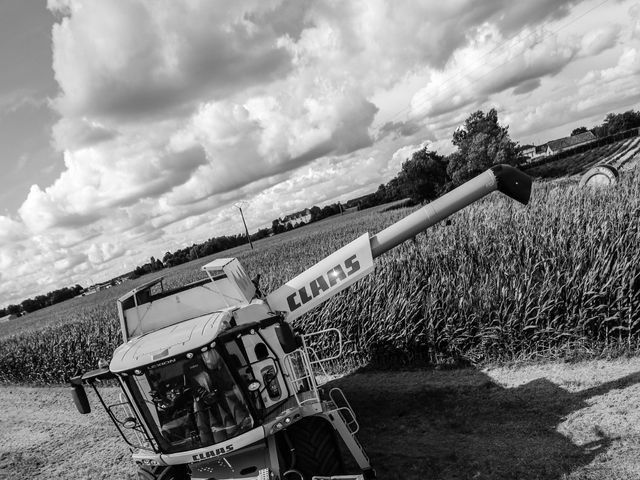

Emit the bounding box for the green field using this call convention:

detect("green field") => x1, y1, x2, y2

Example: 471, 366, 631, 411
1, 172, 639, 385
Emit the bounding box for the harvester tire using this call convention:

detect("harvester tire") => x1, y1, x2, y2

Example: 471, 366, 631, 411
137, 465, 189, 480
282, 416, 344, 479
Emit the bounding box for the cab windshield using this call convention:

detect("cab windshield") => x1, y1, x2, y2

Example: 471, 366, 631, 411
125, 348, 254, 453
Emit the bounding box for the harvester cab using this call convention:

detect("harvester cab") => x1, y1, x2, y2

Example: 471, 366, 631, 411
71, 165, 532, 480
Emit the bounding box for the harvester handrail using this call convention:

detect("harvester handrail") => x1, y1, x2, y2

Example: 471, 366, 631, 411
302, 327, 344, 365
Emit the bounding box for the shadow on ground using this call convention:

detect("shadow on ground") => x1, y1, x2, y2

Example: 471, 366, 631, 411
327, 367, 640, 480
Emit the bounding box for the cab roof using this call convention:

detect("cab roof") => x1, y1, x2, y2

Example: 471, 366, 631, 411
109, 310, 232, 373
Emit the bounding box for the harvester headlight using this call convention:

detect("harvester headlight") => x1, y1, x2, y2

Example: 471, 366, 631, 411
186, 352, 194, 359
284, 417, 291, 424
247, 380, 261, 392
275, 422, 283, 429
123, 417, 137, 429
134, 369, 143, 376
97, 358, 109, 369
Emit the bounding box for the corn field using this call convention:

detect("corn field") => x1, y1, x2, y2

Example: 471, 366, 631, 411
1, 171, 639, 384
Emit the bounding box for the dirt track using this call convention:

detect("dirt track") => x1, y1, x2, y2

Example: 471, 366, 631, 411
3, 358, 640, 480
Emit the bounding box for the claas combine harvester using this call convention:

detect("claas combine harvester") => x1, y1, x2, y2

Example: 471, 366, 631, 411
71, 165, 532, 480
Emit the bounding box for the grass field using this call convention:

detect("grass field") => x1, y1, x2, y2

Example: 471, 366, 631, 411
1, 170, 639, 385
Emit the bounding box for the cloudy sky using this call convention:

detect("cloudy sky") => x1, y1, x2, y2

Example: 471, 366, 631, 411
1, 0, 639, 306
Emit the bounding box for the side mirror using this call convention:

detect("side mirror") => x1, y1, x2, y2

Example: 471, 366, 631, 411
275, 323, 298, 354
71, 383, 91, 414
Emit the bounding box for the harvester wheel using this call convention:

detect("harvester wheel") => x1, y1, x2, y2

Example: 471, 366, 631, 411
281, 416, 344, 479
137, 465, 189, 480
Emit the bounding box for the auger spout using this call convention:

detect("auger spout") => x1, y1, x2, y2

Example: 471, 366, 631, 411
369, 164, 532, 258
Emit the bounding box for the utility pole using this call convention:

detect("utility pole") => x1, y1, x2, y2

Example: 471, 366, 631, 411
234, 203, 254, 250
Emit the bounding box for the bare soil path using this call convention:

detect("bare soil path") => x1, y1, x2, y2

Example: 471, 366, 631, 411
3, 358, 640, 480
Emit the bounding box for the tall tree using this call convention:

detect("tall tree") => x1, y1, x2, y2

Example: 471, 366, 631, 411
602, 110, 640, 136
447, 109, 522, 186
397, 148, 448, 203
571, 126, 588, 136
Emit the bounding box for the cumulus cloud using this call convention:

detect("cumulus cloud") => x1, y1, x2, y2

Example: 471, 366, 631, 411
512, 78, 542, 95
509, 46, 640, 140
18, 141, 207, 232
51, 117, 117, 150
580, 25, 621, 56
54, 252, 88, 272
386, 141, 434, 175
49, 0, 293, 121
575, 47, 640, 111
378, 120, 423, 140
579, 47, 640, 87
630, 3, 640, 39
87, 241, 126, 265
297, 0, 578, 73
409, 25, 580, 119
46, 0, 585, 125
492, 0, 580, 34
164, 88, 377, 206
246, 153, 391, 217
0, 216, 28, 245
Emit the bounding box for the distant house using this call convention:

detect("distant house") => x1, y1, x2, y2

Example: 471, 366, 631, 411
84, 280, 115, 296
520, 145, 537, 160
542, 131, 596, 156
282, 208, 312, 229
534, 144, 548, 157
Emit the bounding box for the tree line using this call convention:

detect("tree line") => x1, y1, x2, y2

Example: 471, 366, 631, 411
160, 231, 269, 269
0, 284, 84, 317
130, 229, 274, 278
571, 109, 640, 137
367, 108, 523, 206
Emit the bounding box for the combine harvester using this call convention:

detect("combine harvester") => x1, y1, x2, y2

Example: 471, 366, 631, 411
71, 165, 532, 480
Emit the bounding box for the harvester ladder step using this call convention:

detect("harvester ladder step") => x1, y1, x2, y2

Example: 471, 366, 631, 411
329, 387, 359, 434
